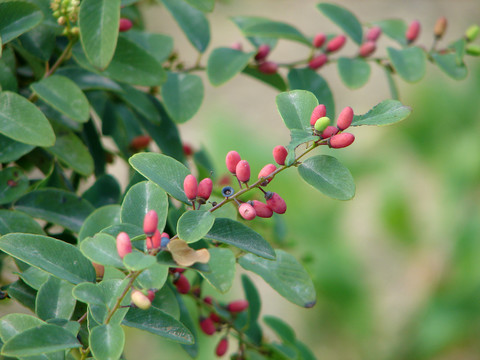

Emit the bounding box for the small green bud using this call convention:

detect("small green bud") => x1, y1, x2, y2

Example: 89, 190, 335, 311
314, 116, 330, 132
466, 44, 480, 56
465, 24, 480, 42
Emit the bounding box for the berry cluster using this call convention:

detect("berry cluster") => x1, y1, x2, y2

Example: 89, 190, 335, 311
254, 45, 279, 75
50, 0, 80, 35
309, 33, 346, 70
310, 104, 355, 149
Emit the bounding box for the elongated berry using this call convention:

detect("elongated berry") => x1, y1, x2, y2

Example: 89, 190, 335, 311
336, 106, 354, 131
226, 151, 241, 174
197, 178, 213, 201
231, 42, 242, 51
406, 20, 421, 43
183, 174, 198, 200
116, 232, 132, 259
434, 16, 447, 39
466, 44, 480, 56
313, 33, 326, 48
257, 164, 277, 185
310, 104, 327, 126
131, 290, 151, 310
328, 132, 355, 148
183, 143, 193, 156
204, 296, 213, 305
199, 317, 216, 335
272, 145, 288, 166
265, 192, 287, 214
314, 116, 330, 132
148, 229, 162, 250
235, 160, 250, 183
321, 125, 339, 139
143, 210, 158, 236
251, 200, 273, 218
326, 35, 346, 53
359, 41, 376, 58
130, 135, 151, 150
227, 299, 249, 313
209, 312, 221, 323
175, 273, 190, 294
255, 44, 270, 61
366, 26, 382, 42
216, 337, 229, 357
258, 61, 278, 74
308, 53, 328, 70
119, 18, 133, 32
238, 203, 256, 220
465, 24, 480, 42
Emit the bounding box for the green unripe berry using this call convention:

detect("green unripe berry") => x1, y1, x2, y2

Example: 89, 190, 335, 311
465, 24, 480, 42
314, 116, 330, 132
466, 44, 480, 56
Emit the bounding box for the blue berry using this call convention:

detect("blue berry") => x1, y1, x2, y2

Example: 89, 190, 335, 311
221, 186, 235, 198
160, 237, 170, 248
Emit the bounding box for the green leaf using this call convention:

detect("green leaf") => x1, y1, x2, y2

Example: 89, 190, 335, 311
384, 67, 399, 100
230, 16, 278, 49
55, 67, 123, 92
0, 313, 44, 342
239, 250, 316, 308
284, 129, 317, 167
0, 324, 81, 357
20, 23, 56, 61
0, 58, 18, 92
204, 218, 275, 260
242, 274, 262, 343
78, 205, 121, 242
298, 155, 355, 201
123, 252, 156, 271
432, 53, 468, 80
352, 99, 412, 126
242, 66, 287, 91
337, 57, 371, 89
161, 72, 204, 123
14, 188, 94, 233
161, 0, 210, 52
82, 174, 121, 208
200, 248, 235, 293
123, 307, 194, 344
263, 315, 296, 344
294, 340, 316, 360
387, 46, 426, 83
0, 209, 44, 236
184, 0, 214, 12
129, 153, 190, 203
8, 279, 37, 312
122, 30, 174, 64
89, 324, 124, 360
80, 233, 124, 268
372, 19, 407, 45
0, 167, 29, 205
276, 90, 318, 131
101, 223, 143, 239
20, 266, 49, 290
0, 1, 43, 44
121, 181, 168, 232
177, 210, 215, 243
72, 282, 105, 305
116, 83, 160, 124
79, 0, 120, 69
288, 68, 335, 119
0, 233, 96, 284
36, 277, 76, 321
31, 75, 90, 123
240, 17, 310, 46
136, 263, 169, 290
207, 48, 255, 86
317, 3, 362, 44
0, 133, 33, 162
0, 91, 55, 147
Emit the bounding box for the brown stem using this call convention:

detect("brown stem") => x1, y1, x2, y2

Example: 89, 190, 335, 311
104, 271, 141, 324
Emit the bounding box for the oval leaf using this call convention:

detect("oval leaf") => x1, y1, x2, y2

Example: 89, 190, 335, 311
0, 313, 44, 342
240, 17, 310, 46
89, 324, 124, 360
276, 90, 318, 131
0, 133, 33, 162
123, 252, 156, 271
387, 46, 426, 83
177, 210, 215, 243
317, 3, 363, 45
337, 57, 371, 89
0, 1, 43, 44
36, 277, 76, 321
136, 263, 168, 290
55, 66, 123, 92
372, 19, 407, 46
80, 233, 124, 268
207, 48, 254, 86
352, 99, 411, 126
432, 53, 468, 80
200, 248, 235, 293
72, 282, 105, 305
0, 167, 29, 205
122, 30, 174, 64
78, 205, 121, 242
0, 209, 44, 235
298, 155, 355, 200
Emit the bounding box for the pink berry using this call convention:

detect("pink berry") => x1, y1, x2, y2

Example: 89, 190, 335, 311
326, 35, 346, 53
197, 178, 213, 201
336, 106, 354, 131
204, 296, 213, 305
308, 53, 328, 70
406, 20, 421, 43
175, 274, 191, 294
272, 145, 288, 166
258, 61, 278, 74
231, 42, 243, 51
227, 299, 249, 313
313, 33, 326, 48
119, 18, 133, 32
265, 192, 287, 214
251, 200, 273, 218
116, 232, 132, 259
257, 164, 277, 185
255, 44, 270, 61
216, 337, 229, 357
235, 160, 250, 183
366, 26, 382, 42
225, 151, 241, 174
143, 210, 158, 236
359, 41, 376, 58
321, 125, 339, 139
310, 104, 327, 126
209, 312, 221, 323
183, 174, 198, 200
199, 317, 216, 335
328, 133, 355, 148
147, 229, 162, 250
238, 203, 256, 220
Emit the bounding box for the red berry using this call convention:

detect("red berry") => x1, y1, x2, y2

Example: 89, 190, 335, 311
209, 311, 221, 323
130, 135, 151, 150
313, 33, 326, 48
116, 232, 132, 259
175, 274, 191, 294
321, 125, 339, 139
199, 317, 216, 336
359, 41, 376, 58
216, 337, 229, 357
238, 203, 256, 220
119, 18, 133, 32
227, 299, 249, 313
308, 53, 328, 70
336, 106, 354, 131
197, 178, 213, 201
272, 145, 288, 166
236, 160, 251, 183
147, 289, 156, 302
366, 26, 382, 42
204, 296, 213, 305
171, 267, 185, 273
251, 200, 273, 218
258, 61, 278, 74
310, 104, 327, 126
257, 164, 277, 185
226, 151, 241, 174
406, 20, 421, 43
183, 143, 193, 156
328, 133, 355, 148
265, 192, 287, 214
92, 262, 104, 278
143, 210, 158, 236
255, 44, 270, 61
183, 174, 198, 200
326, 35, 346, 53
